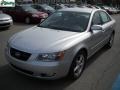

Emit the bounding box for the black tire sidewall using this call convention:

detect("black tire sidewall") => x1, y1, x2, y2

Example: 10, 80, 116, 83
68, 51, 86, 79
107, 33, 114, 48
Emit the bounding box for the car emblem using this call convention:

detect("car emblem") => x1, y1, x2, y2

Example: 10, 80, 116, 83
15, 52, 21, 57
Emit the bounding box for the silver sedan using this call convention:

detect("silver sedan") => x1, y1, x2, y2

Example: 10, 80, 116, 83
0, 11, 13, 29
5, 8, 116, 80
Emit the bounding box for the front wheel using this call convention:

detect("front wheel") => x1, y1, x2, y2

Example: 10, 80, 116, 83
69, 51, 86, 79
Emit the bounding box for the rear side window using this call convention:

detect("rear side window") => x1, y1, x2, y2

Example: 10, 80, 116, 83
99, 11, 111, 24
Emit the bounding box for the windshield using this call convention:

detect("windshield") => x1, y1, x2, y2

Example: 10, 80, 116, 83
38, 11, 90, 32
22, 5, 38, 13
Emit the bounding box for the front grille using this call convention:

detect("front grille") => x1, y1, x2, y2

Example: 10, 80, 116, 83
11, 64, 33, 75
10, 48, 31, 61
0, 23, 10, 26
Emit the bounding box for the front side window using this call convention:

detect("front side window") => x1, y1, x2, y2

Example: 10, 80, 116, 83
99, 11, 111, 24
38, 11, 90, 32
92, 12, 102, 25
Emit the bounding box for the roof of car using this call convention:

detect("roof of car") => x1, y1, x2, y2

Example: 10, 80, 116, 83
59, 7, 96, 13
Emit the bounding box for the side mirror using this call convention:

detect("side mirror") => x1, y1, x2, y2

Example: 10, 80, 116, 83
91, 25, 102, 31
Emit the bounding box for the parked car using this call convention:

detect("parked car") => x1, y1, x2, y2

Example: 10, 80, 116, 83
115, 7, 120, 13
112, 7, 120, 14
50, 4, 68, 10
109, 7, 118, 14
16, 0, 33, 4
31, 4, 55, 15
99, 6, 114, 14
79, 4, 97, 9
5, 8, 116, 80
2, 5, 48, 24
93, 5, 102, 9
0, 10, 13, 29
64, 4, 78, 8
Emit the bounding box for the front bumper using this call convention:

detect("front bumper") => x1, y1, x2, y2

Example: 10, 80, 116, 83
5, 48, 69, 79
0, 19, 13, 28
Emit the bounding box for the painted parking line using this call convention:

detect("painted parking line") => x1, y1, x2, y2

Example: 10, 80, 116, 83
112, 75, 120, 90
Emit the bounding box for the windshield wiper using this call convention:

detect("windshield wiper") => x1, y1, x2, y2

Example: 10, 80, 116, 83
48, 25, 65, 30
38, 24, 65, 30
37, 24, 80, 32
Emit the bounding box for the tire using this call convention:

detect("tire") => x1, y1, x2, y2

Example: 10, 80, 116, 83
106, 33, 114, 48
25, 17, 31, 24
69, 51, 86, 80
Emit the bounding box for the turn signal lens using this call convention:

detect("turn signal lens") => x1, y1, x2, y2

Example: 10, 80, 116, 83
56, 51, 64, 60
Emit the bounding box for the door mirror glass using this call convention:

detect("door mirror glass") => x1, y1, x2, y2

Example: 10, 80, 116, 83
91, 25, 102, 31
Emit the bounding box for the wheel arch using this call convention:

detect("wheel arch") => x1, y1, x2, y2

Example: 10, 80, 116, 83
74, 47, 88, 59
68, 47, 88, 79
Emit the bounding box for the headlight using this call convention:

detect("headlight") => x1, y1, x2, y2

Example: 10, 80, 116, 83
37, 51, 64, 61
32, 14, 39, 17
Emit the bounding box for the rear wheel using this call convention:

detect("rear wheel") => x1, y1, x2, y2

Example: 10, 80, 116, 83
69, 51, 86, 79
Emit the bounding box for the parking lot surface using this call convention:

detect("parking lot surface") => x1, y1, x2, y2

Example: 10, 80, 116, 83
0, 15, 120, 90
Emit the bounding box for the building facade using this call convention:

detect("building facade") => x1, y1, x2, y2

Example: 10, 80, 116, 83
34, 0, 104, 4
16, 0, 120, 7
33, 0, 76, 4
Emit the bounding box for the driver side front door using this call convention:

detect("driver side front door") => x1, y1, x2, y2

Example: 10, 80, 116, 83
89, 11, 104, 55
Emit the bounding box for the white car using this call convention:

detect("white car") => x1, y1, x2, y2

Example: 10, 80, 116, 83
0, 11, 13, 29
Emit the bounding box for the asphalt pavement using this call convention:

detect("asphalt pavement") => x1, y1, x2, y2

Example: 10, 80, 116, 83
0, 15, 120, 90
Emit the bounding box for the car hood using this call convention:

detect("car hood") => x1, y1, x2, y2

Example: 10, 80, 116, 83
9, 26, 85, 53
0, 13, 11, 20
